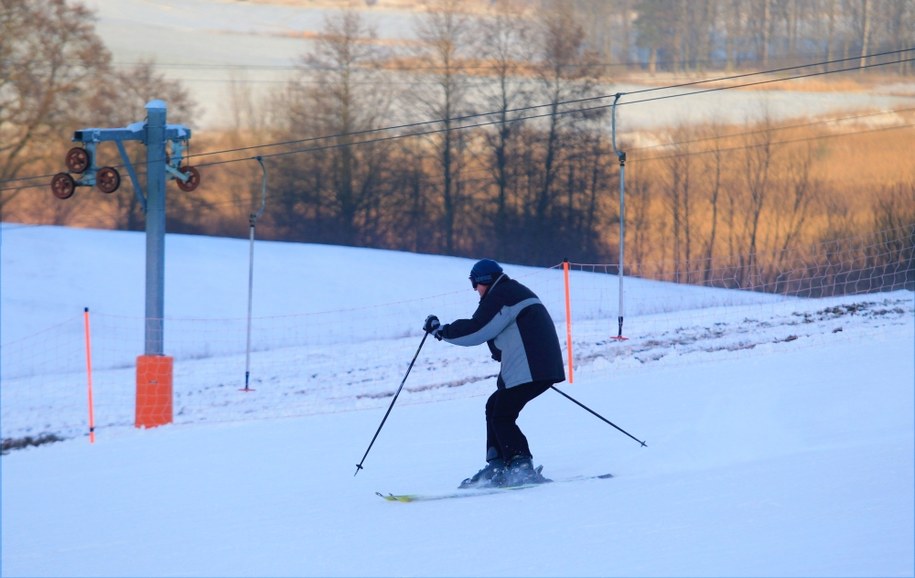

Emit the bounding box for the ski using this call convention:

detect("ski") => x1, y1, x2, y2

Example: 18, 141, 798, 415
376, 473, 613, 503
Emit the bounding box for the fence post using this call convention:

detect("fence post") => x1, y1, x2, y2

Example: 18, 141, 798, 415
83, 307, 96, 443
563, 258, 574, 383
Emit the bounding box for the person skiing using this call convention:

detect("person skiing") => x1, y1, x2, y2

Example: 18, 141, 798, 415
423, 258, 566, 488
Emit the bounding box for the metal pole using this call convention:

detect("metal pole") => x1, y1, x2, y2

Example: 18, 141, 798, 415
616, 151, 627, 339
144, 100, 167, 355
611, 93, 628, 341
243, 157, 268, 392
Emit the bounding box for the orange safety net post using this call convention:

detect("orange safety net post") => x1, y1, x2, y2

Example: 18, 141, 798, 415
563, 259, 574, 383
83, 308, 96, 443
135, 355, 173, 428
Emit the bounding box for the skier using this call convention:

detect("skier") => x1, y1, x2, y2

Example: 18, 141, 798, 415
423, 258, 566, 488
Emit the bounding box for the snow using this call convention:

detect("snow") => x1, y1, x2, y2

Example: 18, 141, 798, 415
1, 223, 913, 577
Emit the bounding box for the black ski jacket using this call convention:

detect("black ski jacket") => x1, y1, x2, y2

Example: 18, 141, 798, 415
440, 274, 565, 389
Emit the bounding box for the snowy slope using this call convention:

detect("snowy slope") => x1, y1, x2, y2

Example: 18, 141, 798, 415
1, 224, 913, 577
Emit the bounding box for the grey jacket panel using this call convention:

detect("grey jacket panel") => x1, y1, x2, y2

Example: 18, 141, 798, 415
445, 296, 539, 347
441, 275, 565, 389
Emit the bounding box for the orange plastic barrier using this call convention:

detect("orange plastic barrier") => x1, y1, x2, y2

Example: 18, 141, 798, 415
135, 355, 173, 428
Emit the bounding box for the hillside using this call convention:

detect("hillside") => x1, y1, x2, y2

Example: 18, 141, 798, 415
1, 225, 913, 577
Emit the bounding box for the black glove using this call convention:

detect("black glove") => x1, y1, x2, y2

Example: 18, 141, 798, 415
423, 314, 443, 340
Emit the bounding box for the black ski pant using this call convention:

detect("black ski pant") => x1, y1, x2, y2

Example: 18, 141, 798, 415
485, 379, 553, 463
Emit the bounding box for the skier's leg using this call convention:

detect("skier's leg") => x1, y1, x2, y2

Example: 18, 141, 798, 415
489, 380, 552, 460
484, 390, 502, 462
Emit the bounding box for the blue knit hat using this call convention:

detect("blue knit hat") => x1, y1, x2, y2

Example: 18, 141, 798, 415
469, 259, 503, 286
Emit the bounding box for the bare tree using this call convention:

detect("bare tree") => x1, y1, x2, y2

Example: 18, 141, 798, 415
386, 140, 435, 253
701, 124, 725, 285
266, 81, 328, 241
634, 0, 674, 73
660, 126, 694, 283
822, 0, 839, 70
572, 0, 629, 64
751, 0, 773, 67
309, 8, 391, 246
473, 0, 534, 252
0, 0, 110, 212
271, 8, 391, 246
772, 142, 819, 283
882, 0, 915, 75
871, 180, 915, 283
212, 72, 273, 233
858, 0, 873, 69
626, 172, 652, 277
740, 114, 776, 288
527, 1, 606, 263
412, 0, 472, 255
582, 132, 607, 257
720, 0, 748, 70
1, 0, 201, 230
690, 0, 717, 71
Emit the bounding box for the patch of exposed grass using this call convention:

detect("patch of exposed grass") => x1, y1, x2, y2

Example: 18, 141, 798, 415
1, 433, 66, 455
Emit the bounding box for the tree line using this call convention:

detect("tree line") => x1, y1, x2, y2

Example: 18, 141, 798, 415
2, 0, 913, 293
586, 0, 912, 75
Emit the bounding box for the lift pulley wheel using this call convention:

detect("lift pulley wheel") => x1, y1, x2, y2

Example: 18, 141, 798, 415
65, 147, 90, 174
51, 173, 76, 199
175, 166, 200, 192
97, 167, 121, 194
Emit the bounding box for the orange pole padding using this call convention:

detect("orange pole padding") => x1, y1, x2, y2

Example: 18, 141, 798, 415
83, 308, 96, 444
563, 259, 574, 383
135, 355, 173, 429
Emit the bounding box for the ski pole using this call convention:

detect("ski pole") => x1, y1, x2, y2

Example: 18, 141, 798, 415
355, 331, 430, 475
551, 385, 647, 447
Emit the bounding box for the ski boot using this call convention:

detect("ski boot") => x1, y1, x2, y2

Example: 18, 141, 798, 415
459, 458, 506, 489
493, 456, 552, 487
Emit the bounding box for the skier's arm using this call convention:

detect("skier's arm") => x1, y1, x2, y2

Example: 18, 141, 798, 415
440, 297, 512, 347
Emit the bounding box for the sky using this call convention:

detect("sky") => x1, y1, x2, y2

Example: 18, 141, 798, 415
1, 223, 913, 577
